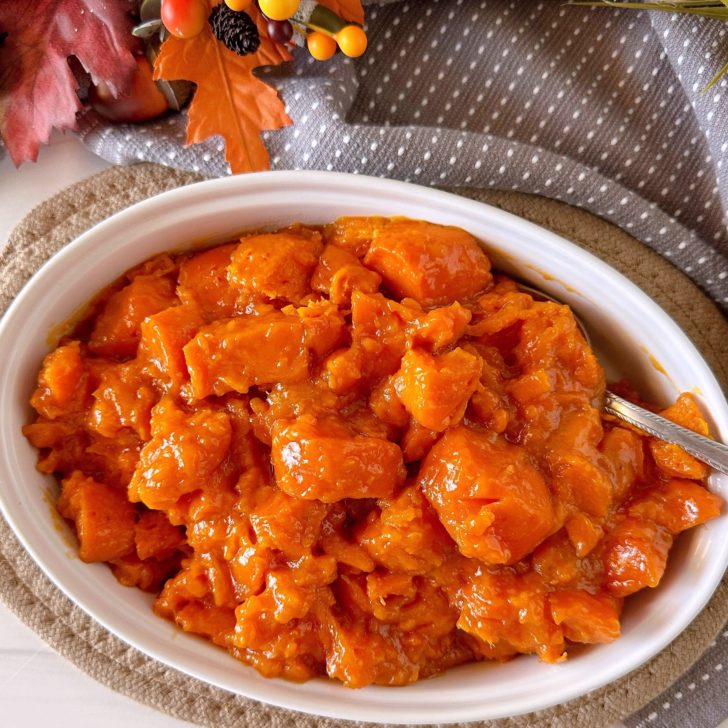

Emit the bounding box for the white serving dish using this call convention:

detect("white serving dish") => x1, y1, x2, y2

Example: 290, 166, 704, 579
0, 171, 726, 724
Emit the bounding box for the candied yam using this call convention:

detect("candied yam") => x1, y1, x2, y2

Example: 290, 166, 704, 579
469, 287, 535, 337
513, 302, 604, 399
603, 517, 673, 597
89, 275, 178, 358
24, 220, 722, 688
549, 590, 621, 644
419, 426, 556, 564
324, 216, 388, 257
30, 341, 87, 419
400, 420, 441, 463
532, 532, 587, 588
368, 376, 410, 429
564, 512, 604, 558
135, 510, 184, 561
319, 603, 419, 687
87, 361, 157, 439
128, 397, 232, 510
311, 244, 381, 305
360, 485, 453, 573
627, 479, 721, 535
184, 311, 309, 399
457, 571, 565, 663
288, 300, 347, 360
322, 292, 426, 394
138, 303, 205, 392
408, 301, 472, 351
156, 566, 236, 645
394, 347, 482, 432
364, 220, 493, 306
22, 419, 75, 449
112, 554, 180, 593
549, 451, 614, 520
228, 232, 323, 304
58, 471, 136, 563
249, 486, 330, 557
599, 426, 645, 504
271, 415, 406, 502
232, 588, 326, 680
650, 394, 711, 479
177, 244, 239, 320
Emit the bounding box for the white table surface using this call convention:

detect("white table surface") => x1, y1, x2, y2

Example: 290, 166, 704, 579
1, 132, 724, 728
0, 132, 190, 728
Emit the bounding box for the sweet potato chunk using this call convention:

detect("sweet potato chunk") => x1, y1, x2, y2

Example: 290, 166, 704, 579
408, 302, 472, 351
458, 571, 565, 662
394, 347, 482, 432
135, 510, 185, 561
360, 486, 453, 573
58, 471, 136, 562
549, 590, 621, 644
184, 311, 309, 398
364, 220, 492, 305
177, 244, 239, 320
419, 426, 556, 564
138, 303, 205, 392
324, 216, 388, 257
627, 479, 722, 534
287, 300, 347, 360
312, 244, 382, 305
650, 394, 711, 479
30, 341, 87, 419
603, 516, 673, 597
87, 361, 157, 440
128, 397, 231, 510
272, 415, 406, 501
228, 232, 323, 303
89, 275, 178, 358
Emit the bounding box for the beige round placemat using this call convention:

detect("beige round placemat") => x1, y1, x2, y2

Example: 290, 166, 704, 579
1, 164, 727, 728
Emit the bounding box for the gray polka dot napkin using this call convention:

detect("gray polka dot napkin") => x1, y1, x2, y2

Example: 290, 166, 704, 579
75, 1, 726, 725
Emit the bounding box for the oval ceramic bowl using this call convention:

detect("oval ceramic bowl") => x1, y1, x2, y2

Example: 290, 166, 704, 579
0, 172, 726, 724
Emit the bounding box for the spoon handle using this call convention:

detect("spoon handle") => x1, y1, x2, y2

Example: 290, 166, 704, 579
604, 391, 728, 476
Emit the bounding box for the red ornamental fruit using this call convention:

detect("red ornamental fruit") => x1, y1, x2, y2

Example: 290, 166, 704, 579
89, 55, 169, 123
161, 0, 208, 39
267, 19, 293, 44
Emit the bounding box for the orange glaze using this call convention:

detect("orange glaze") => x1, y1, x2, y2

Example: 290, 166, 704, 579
23, 217, 722, 687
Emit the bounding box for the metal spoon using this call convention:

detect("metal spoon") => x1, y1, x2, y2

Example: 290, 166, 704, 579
517, 283, 728, 476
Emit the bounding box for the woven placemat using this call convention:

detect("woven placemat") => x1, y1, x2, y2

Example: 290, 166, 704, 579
1, 163, 727, 728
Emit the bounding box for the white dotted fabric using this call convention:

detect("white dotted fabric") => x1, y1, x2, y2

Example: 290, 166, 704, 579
78, 0, 728, 315
69, 2, 728, 724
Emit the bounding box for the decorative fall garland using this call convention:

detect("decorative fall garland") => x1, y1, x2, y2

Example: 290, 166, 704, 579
0, 0, 365, 173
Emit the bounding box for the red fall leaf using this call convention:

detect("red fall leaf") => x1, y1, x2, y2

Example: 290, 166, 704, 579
0, 0, 137, 165
154, 4, 294, 174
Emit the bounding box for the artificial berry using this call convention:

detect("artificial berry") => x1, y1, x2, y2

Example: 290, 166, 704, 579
161, 0, 207, 39
258, 0, 299, 21
267, 19, 293, 44
224, 0, 253, 10
336, 25, 367, 58
307, 30, 336, 61
89, 55, 168, 123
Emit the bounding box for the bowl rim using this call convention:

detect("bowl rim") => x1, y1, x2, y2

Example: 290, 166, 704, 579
1, 170, 727, 724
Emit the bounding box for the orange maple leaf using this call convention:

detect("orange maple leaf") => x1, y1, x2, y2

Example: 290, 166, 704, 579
155, 0, 366, 173
154, 4, 292, 174
319, 0, 365, 24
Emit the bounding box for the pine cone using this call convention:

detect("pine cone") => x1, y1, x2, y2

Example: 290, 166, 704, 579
209, 4, 260, 56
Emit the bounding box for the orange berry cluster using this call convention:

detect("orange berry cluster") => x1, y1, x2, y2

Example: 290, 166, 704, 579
161, 0, 367, 61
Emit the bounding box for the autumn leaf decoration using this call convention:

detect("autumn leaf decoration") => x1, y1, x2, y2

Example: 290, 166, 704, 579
154, 0, 365, 174
0, 0, 137, 165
